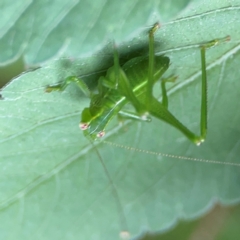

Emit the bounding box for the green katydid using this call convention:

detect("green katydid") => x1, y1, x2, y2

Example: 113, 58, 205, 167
46, 23, 230, 238
46, 23, 229, 146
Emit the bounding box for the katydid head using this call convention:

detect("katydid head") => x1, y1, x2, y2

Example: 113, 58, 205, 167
80, 122, 106, 140
80, 107, 107, 140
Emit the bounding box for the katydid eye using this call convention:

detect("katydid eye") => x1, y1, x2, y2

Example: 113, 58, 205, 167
97, 131, 105, 138
79, 123, 89, 130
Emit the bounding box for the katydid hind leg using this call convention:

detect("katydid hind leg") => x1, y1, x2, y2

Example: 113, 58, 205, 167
145, 23, 202, 144
198, 36, 230, 142
147, 28, 230, 144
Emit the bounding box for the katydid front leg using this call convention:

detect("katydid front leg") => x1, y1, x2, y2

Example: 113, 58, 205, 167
46, 76, 91, 98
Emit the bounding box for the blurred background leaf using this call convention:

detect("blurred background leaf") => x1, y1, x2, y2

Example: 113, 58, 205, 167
0, 0, 190, 65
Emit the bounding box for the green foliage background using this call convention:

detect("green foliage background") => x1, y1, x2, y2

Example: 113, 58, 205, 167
0, 0, 240, 239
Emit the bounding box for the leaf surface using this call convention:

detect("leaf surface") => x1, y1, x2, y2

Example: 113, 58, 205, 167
1, 1, 240, 240
0, 0, 190, 64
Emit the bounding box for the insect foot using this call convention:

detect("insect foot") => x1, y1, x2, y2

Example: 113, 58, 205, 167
195, 137, 205, 146
141, 112, 151, 122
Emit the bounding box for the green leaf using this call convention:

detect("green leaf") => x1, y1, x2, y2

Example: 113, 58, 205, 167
1, 1, 240, 240
0, 0, 190, 64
